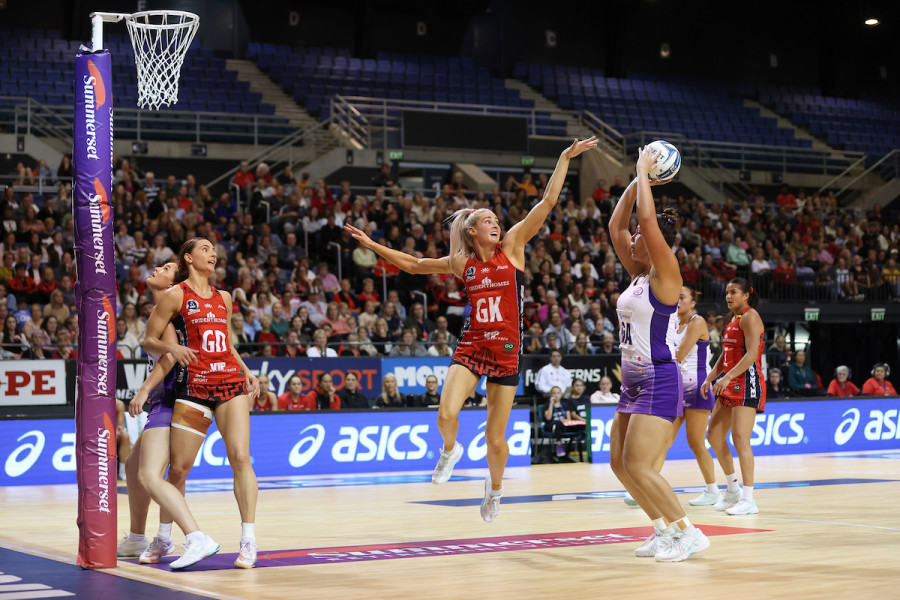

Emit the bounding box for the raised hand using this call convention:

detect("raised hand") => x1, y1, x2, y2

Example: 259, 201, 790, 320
343, 224, 374, 249
562, 136, 599, 159
636, 145, 661, 177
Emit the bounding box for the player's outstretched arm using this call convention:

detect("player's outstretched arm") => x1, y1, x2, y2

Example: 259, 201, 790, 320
345, 224, 466, 278
504, 137, 597, 254
142, 285, 198, 367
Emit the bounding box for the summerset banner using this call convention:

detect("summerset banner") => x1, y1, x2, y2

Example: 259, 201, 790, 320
73, 49, 116, 569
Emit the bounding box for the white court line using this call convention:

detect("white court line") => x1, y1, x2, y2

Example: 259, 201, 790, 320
0, 542, 247, 600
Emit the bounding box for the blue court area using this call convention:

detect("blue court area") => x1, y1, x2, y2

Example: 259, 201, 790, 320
0, 546, 210, 599
413, 478, 899, 507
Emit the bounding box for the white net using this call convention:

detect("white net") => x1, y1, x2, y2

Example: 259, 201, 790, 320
125, 10, 199, 111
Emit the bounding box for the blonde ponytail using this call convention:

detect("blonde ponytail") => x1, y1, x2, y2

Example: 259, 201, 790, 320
444, 208, 491, 258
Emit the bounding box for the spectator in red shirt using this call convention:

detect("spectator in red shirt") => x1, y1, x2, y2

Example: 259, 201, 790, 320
8, 263, 38, 302
310, 178, 334, 212
776, 185, 797, 207
255, 315, 281, 353
233, 160, 253, 190
302, 373, 341, 410
277, 375, 308, 410
826, 365, 859, 397
592, 178, 610, 202
333, 278, 359, 312
861, 363, 897, 396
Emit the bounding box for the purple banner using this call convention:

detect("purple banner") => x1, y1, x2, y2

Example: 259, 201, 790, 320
73, 49, 116, 569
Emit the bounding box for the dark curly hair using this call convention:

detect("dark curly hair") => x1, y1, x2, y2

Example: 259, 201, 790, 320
657, 207, 682, 246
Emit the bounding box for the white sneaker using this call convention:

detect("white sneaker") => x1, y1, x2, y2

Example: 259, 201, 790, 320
431, 442, 463, 484
234, 539, 258, 569
624, 491, 638, 506
726, 498, 759, 515
634, 528, 662, 557
655, 528, 710, 562
689, 490, 723, 506
714, 489, 741, 511
139, 535, 175, 564
170, 534, 220, 570
117, 533, 149, 557
480, 477, 502, 523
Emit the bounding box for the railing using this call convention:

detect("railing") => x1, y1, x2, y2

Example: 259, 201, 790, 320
206, 116, 337, 191
0, 173, 72, 194
621, 131, 867, 178
830, 149, 900, 202
328, 95, 623, 154
2, 96, 292, 146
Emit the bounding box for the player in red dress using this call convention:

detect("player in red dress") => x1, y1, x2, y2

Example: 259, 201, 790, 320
346, 137, 598, 521
701, 277, 766, 516
144, 238, 261, 569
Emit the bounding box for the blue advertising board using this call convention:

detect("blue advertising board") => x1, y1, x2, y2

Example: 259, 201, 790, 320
587, 397, 900, 462
0, 408, 532, 486
381, 357, 526, 396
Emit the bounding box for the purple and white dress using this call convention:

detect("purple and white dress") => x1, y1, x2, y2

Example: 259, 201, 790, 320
144, 350, 177, 429
615, 273, 683, 421
673, 314, 715, 411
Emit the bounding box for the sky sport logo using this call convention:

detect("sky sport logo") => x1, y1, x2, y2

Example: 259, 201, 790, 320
83, 60, 107, 161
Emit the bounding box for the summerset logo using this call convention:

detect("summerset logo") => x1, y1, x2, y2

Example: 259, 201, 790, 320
97, 413, 115, 514
83, 59, 107, 161
96, 295, 115, 397
88, 178, 111, 276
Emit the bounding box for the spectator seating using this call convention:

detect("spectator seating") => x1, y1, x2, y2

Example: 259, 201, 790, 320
0, 28, 292, 143
247, 44, 570, 136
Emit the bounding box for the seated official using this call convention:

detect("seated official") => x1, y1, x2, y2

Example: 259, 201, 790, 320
407, 375, 441, 407
861, 363, 897, 396
375, 373, 406, 408
826, 365, 859, 397
590, 376, 620, 404
542, 386, 569, 458
337, 371, 371, 409
563, 379, 589, 423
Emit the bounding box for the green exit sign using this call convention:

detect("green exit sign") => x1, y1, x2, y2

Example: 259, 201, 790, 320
521, 156, 535, 166
804, 308, 820, 321
872, 308, 886, 321
389, 150, 404, 161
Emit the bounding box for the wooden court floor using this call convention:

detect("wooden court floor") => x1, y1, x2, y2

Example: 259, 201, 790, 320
1, 450, 898, 600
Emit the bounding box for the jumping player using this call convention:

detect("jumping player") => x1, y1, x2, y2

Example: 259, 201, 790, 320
345, 136, 598, 522
608, 146, 710, 562
144, 238, 261, 568
701, 278, 765, 516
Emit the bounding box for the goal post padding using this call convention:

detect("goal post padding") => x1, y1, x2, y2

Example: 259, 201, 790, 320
73, 48, 117, 569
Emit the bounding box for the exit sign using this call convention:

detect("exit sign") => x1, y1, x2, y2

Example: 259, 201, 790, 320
521, 156, 535, 166
804, 308, 820, 321
389, 150, 404, 160
871, 308, 886, 321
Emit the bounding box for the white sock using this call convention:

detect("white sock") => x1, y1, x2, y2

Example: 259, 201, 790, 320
652, 518, 666, 531
118, 464, 126, 479
185, 531, 205, 546
742, 486, 754, 501
662, 524, 678, 535
679, 517, 696, 536
127, 531, 145, 542
724, 472, 740, 493
706, 483, 718, 493
157, 522, 173, 542
241, 522, 255, 542
491, 486, 503, 497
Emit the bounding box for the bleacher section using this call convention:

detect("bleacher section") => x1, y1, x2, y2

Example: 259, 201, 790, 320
757, 87, 900, 158
514, 63, 808, 148
0, 28, 293, 143
248, 43, 571, 136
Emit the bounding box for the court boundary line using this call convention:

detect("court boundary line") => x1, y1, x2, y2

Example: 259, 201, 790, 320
0, 542, 247, 600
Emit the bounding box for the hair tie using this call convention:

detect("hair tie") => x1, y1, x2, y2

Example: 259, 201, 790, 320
662, 214, 677, 225
750, 287, 755, 294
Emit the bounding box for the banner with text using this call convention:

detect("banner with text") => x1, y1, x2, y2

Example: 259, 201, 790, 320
0, 360, 67, 406
0, 408, 532, 485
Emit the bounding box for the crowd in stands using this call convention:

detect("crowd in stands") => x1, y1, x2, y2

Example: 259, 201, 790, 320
0, 153, 898, 401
